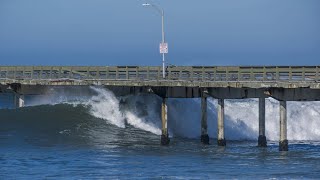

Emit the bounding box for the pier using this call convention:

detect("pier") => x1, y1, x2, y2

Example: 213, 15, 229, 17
1, 66, 320, 151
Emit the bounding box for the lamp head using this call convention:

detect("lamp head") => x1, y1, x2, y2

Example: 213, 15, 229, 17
142, 3, 151, 6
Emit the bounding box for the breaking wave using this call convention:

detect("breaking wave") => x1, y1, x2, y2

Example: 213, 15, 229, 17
1, 86, 320, 141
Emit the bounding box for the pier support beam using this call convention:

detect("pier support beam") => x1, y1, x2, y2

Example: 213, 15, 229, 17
258, 98, 267, 147
161, 98, 170, 145
201, 97, 209, 144
217, 99, 226, 146
279, 101, 288, 151
14, 94, 24, 108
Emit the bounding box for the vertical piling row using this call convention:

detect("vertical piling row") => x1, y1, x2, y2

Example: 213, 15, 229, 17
279, 100, 288, 151
201, 97, 209, 144
217, 99, 226, 146
161, 98, 170, 145
258, 98, 267, 147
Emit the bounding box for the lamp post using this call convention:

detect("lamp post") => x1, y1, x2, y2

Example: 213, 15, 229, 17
142, 3, 167, 79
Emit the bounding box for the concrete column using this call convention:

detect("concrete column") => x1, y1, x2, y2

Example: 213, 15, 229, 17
14, 94, 24, 108
201, 97, 209, 144
161, 98, 170, 145
279, 101, 288, 151
258, 98, 267, 147
217, 99, 226, 146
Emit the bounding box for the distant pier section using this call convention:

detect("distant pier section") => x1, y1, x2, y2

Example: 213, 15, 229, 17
1, 66, 320, 151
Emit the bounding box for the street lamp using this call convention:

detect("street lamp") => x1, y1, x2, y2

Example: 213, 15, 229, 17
142, 3, 167, 79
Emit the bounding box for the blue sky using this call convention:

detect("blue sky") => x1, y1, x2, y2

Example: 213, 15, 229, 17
0, 0, 319, 66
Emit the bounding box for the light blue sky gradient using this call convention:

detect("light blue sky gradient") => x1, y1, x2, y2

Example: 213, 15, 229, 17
0, 0, 319, 66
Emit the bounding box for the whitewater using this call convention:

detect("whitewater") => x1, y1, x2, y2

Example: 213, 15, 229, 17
12, 86, 320, 141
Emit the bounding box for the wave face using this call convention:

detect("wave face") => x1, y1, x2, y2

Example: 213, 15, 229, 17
1, 87, 320, 141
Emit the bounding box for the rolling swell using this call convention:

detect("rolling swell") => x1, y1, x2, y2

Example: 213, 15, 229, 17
0, 104, 159, 148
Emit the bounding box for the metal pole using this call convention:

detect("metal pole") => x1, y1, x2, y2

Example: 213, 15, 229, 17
161, 10, 165, 79
143, 3, 166, 79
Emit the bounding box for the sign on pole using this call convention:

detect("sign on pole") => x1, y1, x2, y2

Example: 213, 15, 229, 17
160, 43, 168, 54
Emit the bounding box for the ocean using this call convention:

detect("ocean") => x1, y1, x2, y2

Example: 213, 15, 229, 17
1, 87, 320, 179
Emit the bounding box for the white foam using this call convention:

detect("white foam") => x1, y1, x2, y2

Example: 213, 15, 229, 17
86, 87, 125, 128
22, 86, 320, 141
167, 98, 320, 141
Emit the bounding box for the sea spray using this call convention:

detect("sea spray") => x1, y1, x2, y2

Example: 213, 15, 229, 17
87, 87, 125, 128
215, 98, 320, 141
120, 94, 162, 135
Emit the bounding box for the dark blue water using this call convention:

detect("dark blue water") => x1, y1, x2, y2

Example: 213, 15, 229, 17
1, 105, 320, 179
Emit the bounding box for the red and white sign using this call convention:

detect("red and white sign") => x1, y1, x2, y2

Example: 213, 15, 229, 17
160, 43, 168, 54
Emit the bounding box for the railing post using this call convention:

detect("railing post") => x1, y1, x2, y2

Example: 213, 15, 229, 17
22, 67, 25, 79
237, 68, 240, 81
14, 67, 17, 79
263, 67, 266, 81
302, 67, 305, 81
316, 66, 319, 81
69, 67, 72, 79
31, 66, 34, 79
59, 67, 62, 79
106, 67, 109, 79
86, 67, 90, 79
126, 67, 129, 80
289, 66, 292, 81
276, 67, 279, 81
40, 66, 43, 79
50, 67, 53, 79
202, 67, 205, 81
190, 68, 193, 81
226, 67, 229, 81
250, 67, 254, 81
97, 68, 100, 79
136, 67, 139, 80
116, 67, 119, 80
147, 67, 150, 80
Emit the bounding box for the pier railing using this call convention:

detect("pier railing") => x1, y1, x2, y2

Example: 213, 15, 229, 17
0, 66, 319, 82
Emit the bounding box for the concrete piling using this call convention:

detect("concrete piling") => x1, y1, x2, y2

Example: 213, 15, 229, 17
217, 99, 226, 146
201, 97, 209, 144
279, 100, 288, 151
14, 94, 24, 108
161, 98, 170, 145
258, 98, 267, 147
